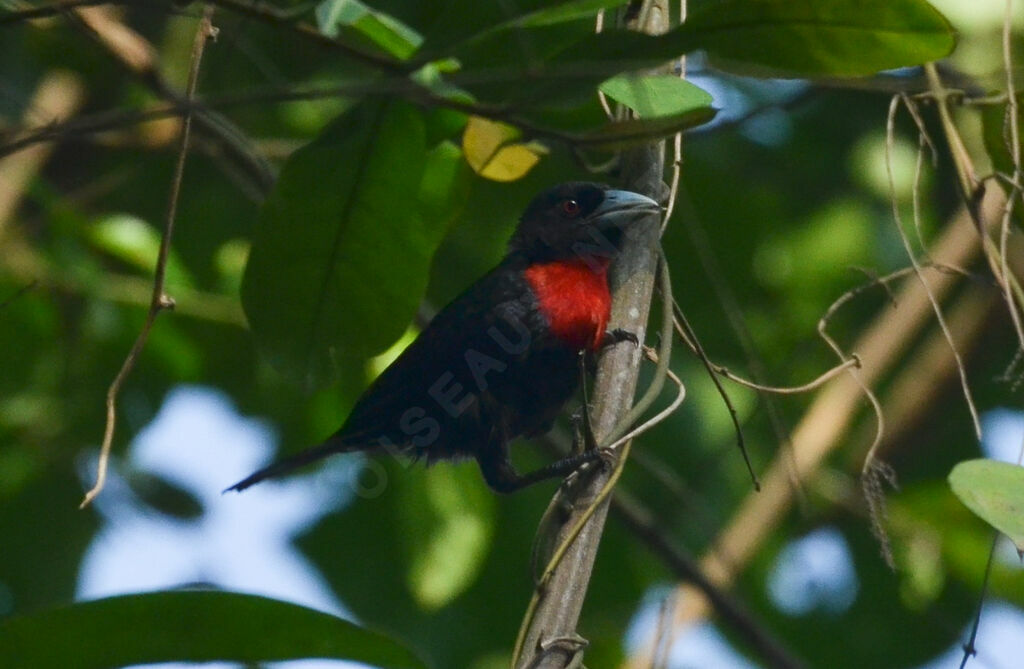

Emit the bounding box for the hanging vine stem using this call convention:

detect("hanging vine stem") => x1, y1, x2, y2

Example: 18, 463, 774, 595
924, 63, 1024, 356
603, 362, 686, 452
512, 251, 677, 668
960, 6, 1022, 666
996, 0, 1024, 380
671, 301, 759, 489
80, 6, 217, 509
816, 266, 893, 565
885, 94, 982, 442
707, 357, 861, 395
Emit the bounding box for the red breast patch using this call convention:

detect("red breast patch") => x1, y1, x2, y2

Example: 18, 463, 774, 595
524, 259, 611, 351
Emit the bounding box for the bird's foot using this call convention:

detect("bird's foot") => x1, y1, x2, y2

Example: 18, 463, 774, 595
602, 328, 639, 348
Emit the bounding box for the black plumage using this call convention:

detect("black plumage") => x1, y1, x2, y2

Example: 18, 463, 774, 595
227, 182, 660, 493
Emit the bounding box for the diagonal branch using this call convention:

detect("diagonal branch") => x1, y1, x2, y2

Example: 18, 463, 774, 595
79, 5, 217, 508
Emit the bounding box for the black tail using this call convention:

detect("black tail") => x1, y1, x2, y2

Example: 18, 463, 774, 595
224, 436, 353, 493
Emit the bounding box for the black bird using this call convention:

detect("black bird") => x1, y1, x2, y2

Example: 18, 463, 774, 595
227, 182, 660, 494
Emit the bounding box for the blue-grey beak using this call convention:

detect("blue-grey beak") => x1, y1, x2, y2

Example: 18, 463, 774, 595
588, 189, 662, 232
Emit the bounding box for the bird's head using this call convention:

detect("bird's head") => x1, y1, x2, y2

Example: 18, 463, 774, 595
508, 182, 662, 265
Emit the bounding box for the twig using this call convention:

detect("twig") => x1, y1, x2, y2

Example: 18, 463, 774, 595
0, 280, 38, 311
69, 5, 275, 195
0, 71, 85, 232
0, 75, 697, 162
80, 5, 217, 509
1, 0, 408, 73
660, 1, 686, 234
885, 95, 981, 444
602, 352, 685, 451
925, 63, 1024, 353
625, 189, 1003, 668
531, 425, 804, 668
670, 184, 804, 503
650, 593, 674, 669
610, 490, 806, 669
710, 356, 861, 394
998, 0, 1024, 370
961, 7, 1023, 663
672, 301, 759, 489
958, 533, 1000, 669
817, 288, 887, 504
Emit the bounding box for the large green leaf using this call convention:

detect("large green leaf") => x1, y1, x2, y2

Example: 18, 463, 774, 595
949, 458, 1024, 551
415, 0, 613, 55
599, 74, 714, 119
242, 101, 443, 389
684, 0, 956, 77
317, 0, 424, 60
0, 591, 426, 669
481, 0, 627, 31
453, 0, 954, 101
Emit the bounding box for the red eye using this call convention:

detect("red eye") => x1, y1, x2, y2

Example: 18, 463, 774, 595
560, 199, 581, 217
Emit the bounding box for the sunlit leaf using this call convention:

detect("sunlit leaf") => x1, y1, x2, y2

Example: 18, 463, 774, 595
0, 591, 427, 668
599, 74, 713, 118
87, 214, 193, 289
949, 459, 1024, 551
317, 0, 423, 59
462, 116, 547, 182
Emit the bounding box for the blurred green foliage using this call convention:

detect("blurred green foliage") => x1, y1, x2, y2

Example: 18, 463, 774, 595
1, 0, 1022, 667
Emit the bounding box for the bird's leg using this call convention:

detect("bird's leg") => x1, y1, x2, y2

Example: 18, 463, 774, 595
475, 389, 610, 493
476, 415, 606, 494
601, 328, 639, 348
575, 350, 599, 452
478, 448, 607, 494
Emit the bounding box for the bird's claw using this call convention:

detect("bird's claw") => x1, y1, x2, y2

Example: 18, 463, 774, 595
602, 328, 639, 348
596, 446, 618, 470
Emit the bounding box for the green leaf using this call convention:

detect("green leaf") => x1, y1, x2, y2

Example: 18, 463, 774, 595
317, 0, 423, 60
87, 214, 193, 289
487, 0, 627, 30
416, 0, 609, 55
569, 107, 718, 148
599, 74, 714, 118
419, 138, 473, 227
457, 0, 955, 98
949, 458, 1024, 551
242, 101, 436, 389
684, 0, 957, 77
0, 591, 427, 669
524, 99, 717, 150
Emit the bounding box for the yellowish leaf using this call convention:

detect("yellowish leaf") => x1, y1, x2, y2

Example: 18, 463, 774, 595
462, 116, 546, 182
